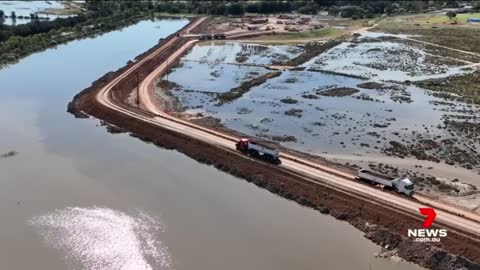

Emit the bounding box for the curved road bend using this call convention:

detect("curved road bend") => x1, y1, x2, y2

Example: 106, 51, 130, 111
93, 17, 480, 240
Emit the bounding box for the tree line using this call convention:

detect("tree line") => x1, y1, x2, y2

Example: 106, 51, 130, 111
0, 1, 155, 66
113, 0, 480, 17
0, 0, 478, 66
0, 15, 90, 42
1, 0, 477, 44
0, 0, 159, 43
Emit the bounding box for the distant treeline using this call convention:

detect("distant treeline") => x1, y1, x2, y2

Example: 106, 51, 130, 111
0, 0, 158, 42
86, 0, 480, 17
1, 0, 476, 43
0, 16, 90, 42
0, 0, 477, 64
0, 1, 154, 66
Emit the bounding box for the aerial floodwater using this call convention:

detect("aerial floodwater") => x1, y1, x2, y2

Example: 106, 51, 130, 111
0, 1, 68, 25
0, 18, 422, 270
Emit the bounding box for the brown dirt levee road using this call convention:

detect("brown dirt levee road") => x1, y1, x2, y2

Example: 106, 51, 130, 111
69, 17, 480, 270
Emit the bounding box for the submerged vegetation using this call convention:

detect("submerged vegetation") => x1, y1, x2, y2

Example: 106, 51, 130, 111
276, 40, 343, 66
216, 71, 282, 105
317, 87, 359, 97
0, 151, 17, 159
415, 71, 480, 105
146, 0, 474, 18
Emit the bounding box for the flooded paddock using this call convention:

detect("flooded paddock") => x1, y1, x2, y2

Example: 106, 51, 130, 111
0, 19, 422, 270
165, 37, 480, 188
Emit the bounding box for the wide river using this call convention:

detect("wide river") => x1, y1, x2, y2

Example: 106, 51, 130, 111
0, 19, 422, 270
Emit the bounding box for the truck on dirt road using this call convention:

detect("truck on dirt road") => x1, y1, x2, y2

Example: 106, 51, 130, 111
356, 169, 415, 196
236, 138, 281, 164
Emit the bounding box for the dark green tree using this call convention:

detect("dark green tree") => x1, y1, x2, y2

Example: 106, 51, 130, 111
246, 2, 259, 13
228, 3, 245, 15
446, 10, 457, 21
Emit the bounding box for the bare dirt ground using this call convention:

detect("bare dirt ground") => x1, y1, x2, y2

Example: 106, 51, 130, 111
68, 16, 480, 269
205, 14, 371, 44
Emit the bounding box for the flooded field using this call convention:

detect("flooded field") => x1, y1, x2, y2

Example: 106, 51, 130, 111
184, 42, 302, 65
305, 32, 470, 81
0, 1, 68, 25
0, 19, 422, 270
166, 37, 480, 188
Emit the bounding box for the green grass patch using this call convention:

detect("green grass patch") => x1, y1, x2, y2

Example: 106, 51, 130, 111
417, 12, 480, 24
273, 28, 343, 40
249, 28, 343, 44
280, 28, 343, 39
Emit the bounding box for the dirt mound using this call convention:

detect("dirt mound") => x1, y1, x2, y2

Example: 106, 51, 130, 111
318, 87, 359, 97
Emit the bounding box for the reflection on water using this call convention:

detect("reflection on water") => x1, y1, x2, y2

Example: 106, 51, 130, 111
304, 31, 469, 82
167, 39, 480, 186
169, 53, 479, 155
30, 207, 171, 270
189, 42, 301, 65
0, 17, 423, 270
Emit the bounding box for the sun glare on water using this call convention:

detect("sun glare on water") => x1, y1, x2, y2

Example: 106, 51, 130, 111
29, 207, 172, 270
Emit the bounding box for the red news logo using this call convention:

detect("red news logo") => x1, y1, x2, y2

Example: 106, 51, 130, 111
419, 207, 436, 228
407, 207, 447, 242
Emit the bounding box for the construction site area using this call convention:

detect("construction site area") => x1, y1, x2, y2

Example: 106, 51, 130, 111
66, 14, 480, 270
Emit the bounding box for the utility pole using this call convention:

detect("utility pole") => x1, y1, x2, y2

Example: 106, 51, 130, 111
136, 72, 140, 108
166, 57, 169, 81
184, 42, 187, 60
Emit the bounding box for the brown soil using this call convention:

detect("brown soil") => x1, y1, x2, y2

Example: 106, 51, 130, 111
68, 17, 480, 270
154, 79, 182, 112
189, 116, 358, 176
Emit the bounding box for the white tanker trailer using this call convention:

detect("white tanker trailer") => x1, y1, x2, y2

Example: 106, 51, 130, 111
356, 169, 415, 196
236, 138, 281, 164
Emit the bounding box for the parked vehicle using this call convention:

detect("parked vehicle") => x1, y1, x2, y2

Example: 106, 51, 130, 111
356, 169, 414, 196
213, 33, 226, 39
236, 138, 281, 164
199, 34, 213, 40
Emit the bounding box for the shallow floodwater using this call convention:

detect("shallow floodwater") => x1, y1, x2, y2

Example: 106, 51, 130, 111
167, 41, 480, 185
0, 1, 68, 25
304, 32, 469, 81
0, 19, 421, 270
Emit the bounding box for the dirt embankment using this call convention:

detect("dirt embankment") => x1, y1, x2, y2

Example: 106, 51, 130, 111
68, 17, 480, 270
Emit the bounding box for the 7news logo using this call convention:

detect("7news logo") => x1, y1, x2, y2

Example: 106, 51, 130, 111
407, 208, 448, 242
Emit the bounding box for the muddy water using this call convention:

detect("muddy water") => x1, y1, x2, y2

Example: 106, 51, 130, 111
0, 19, 421, 270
